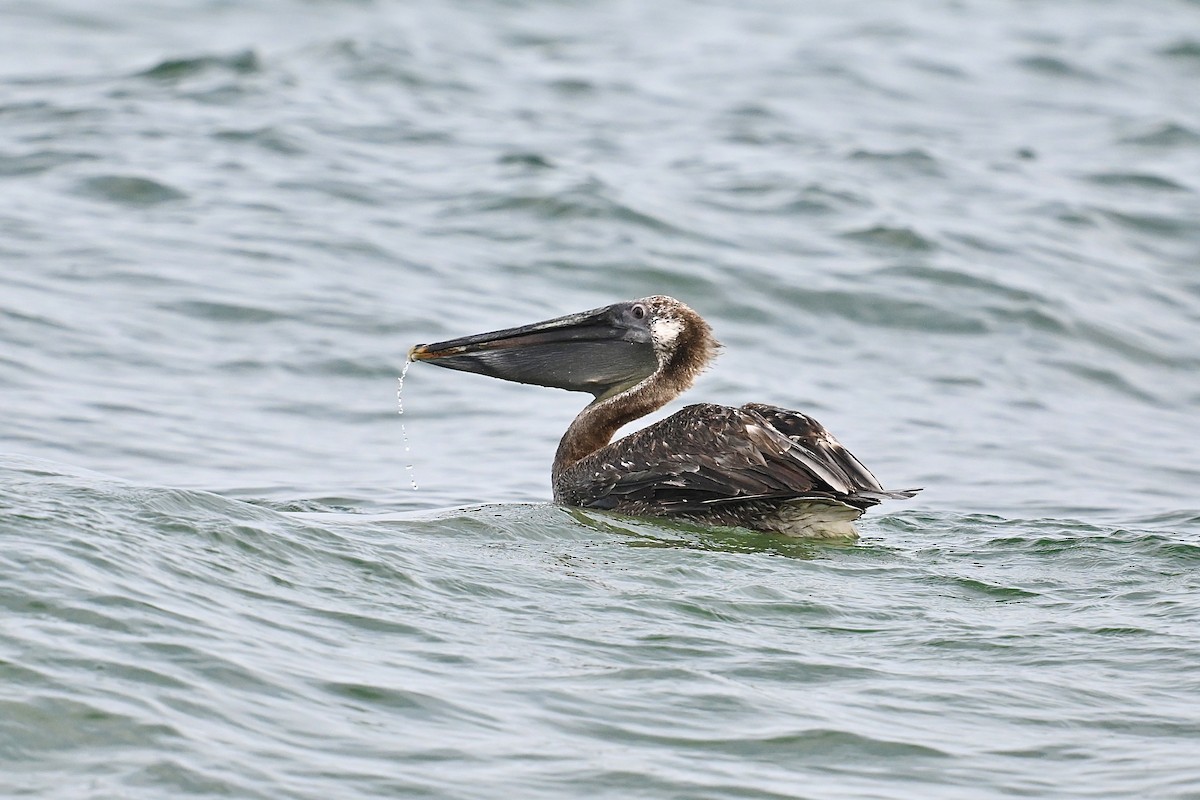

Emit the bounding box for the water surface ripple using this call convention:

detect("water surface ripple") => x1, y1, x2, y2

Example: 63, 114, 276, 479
2, 1, 1200, 798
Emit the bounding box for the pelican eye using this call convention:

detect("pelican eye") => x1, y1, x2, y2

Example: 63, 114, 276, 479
631, 304, 647, 320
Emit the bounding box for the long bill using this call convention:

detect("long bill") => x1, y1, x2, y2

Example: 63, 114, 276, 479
409, 302, 658, 397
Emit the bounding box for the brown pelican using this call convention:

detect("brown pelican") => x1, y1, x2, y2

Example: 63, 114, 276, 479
410, 296, 917, 538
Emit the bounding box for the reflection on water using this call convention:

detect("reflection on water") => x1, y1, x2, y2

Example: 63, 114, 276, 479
566, 506, 827, 559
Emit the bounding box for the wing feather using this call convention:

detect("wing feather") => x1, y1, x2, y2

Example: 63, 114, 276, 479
558, 402, 917, 514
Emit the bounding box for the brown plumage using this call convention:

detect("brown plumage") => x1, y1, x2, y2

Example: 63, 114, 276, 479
411, 295, 917, 538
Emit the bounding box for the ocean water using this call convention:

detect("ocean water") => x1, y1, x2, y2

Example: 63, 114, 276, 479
3, 0, 1200, 797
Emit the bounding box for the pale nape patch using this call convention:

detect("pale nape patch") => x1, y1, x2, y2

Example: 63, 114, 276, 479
650, 316, 685, 351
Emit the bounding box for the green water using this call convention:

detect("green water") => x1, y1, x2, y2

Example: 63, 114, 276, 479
3, 0, 1200, 797
6, 459, 1200, 798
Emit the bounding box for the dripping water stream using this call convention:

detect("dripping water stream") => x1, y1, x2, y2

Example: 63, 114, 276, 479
397, 357, 418, 491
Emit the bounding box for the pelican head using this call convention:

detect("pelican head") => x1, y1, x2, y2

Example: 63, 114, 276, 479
410, 295, 719, 402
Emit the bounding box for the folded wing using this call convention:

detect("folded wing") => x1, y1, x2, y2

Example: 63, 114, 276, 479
561, 402, 918, 513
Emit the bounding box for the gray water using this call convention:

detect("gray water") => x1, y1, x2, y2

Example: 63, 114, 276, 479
3, 1, 1200, 797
